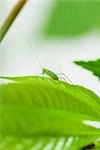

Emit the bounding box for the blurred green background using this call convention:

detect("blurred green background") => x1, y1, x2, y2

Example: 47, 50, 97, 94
44, 0, 100, 37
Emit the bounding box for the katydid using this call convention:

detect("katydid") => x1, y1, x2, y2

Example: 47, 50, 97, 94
21, 30, 73, 84
42, 68, 73, 84
42, 68, 58, 80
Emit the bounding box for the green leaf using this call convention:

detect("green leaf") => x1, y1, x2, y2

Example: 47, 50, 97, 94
0, 76, 100, 149
44, 0, 100, 37
74, 59, 100, 79
0, 136, 100, 150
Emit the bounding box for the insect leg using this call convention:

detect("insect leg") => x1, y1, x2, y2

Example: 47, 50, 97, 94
58, 77, 66, 81
58, 73, 73, 84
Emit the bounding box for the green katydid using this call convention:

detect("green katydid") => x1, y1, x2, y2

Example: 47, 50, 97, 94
21, 30, 73, 84
42, 68, 58, 80
42, 68, 73, 84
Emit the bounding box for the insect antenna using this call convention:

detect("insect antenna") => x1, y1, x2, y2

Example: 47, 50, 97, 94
15, 24, 43, 72
43, 40, 62, 68
20, 28, 62, 75
21, 31, 43, 70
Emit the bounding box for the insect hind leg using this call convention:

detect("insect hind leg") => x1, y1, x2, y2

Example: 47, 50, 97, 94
58, 73, 73, 84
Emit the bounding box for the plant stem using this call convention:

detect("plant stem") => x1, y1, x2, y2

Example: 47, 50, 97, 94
0, 0, 27, 42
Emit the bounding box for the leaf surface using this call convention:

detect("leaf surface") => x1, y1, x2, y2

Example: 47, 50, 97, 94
0, 76, 100, 149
